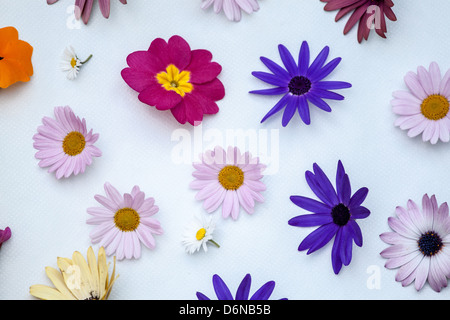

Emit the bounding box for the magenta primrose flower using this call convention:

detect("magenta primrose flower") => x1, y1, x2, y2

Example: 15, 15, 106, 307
121, 35, 225, 126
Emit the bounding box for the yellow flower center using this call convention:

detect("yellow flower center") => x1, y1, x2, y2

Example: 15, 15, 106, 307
70, 57, 78, 68
218, 165, 244, 190
196, 228, 206, 241
114, 208, 140, 232
156, 64, 193, 97
421, 94, 449, 120
62, 131, 86, 156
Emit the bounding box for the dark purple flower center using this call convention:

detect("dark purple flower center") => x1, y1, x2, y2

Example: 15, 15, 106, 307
331, 203, 350, 226
288, 76, 311, 96
418, 231, 443, 256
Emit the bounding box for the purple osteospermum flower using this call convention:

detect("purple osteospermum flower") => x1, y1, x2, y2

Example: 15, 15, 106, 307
321, 0, 397, 43
392, 62, 450, 144
380, 194, 450, 292
196, 274, 287, 300
0, 227, 11, 249
47, 0, 127, 24
33, 106, 102, 179
288, 160, 370, 274
250, 41, 351, 127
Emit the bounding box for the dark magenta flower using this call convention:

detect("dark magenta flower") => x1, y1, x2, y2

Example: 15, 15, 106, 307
288, 161, 370, 274
0, 227, 11, 249
321, 0, 397, 43
121, 35, 225, 126
250, 41, 351, 127
196, 274, 286, 300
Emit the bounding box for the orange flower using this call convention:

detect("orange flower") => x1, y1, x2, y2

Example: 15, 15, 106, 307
0, 26, 33, 89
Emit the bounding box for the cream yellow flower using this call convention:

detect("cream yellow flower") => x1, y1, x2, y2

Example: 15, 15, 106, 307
29, 246, 118, 300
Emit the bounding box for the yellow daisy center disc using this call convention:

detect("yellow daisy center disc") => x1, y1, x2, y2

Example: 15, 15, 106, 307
114, 208, 140, 232
156, 64, 193, 97
421, 94, 449, 120
196, 228, 206, 241
70, 57, 77, 68
62, 131, 86, 156
218, 165, 244, 190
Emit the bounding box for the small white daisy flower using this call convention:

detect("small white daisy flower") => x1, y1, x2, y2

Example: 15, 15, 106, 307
60, 46, 92, 80
182, 213, 219, 254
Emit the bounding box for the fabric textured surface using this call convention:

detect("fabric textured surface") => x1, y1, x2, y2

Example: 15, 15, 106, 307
1, 0, 450, 299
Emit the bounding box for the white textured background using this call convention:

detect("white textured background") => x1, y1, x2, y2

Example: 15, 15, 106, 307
1, 0, 450, 300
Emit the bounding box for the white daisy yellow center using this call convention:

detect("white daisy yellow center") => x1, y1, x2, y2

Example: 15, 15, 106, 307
62, 131, 85, 156
196, 228, 207, 241
421, 94, 449, 120
114, 208, 140, 232
218, 165, 244, 190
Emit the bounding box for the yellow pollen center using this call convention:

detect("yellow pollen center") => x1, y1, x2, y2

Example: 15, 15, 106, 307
218, 165, 244, 190
70, 57, 77, 68
196, 228, 206, 241
421, 94, 449, 120
156, 64, 193, 97
62, 131, 86, 156
114, 208, 140, 232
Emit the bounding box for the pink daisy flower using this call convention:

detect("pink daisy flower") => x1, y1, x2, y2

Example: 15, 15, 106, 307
121, 35, 225, 126
190, 146, 266, 220
87, 182, 163, 260
201, 0, 260, 22
392, 62, 450, 144
380, 194, 450, 292
47, 0, 127, 24
33, 106, 102, 179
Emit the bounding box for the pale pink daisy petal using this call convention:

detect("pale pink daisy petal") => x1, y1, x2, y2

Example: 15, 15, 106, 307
380, 194, 450, 292
87, 182, 163, 260
201, 0, 259, 22
392, 62, 450, 144
191, 146, 266, 220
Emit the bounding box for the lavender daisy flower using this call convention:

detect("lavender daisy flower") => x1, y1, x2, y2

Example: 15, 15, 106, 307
250, 41, 351, 127
33, 106, 102, 179
288, 160, 370, 274
380, 194, 450, 292
196, 274, 286, 300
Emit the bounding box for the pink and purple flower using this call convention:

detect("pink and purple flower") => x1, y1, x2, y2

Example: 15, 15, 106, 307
33, 106, 101, 179
250, 41, 351, 127
201, 0, 260, 22
121, 35, 225, 126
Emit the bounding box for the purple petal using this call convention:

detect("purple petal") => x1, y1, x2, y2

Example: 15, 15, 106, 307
297, 95, 311, 125
298, 223, 338, 254
312, 163, 339, 205
310, 57, 342, 82
307, 46, 329, 78
348, 187, 369, 208
251, 71, 289, 87
196, 292, 210, 300
278, 44, 298, 77
260, 94, 290, 123
281, 95, 297, 127
213, 274, 233, 300
313, 81, 352, 90
235, 274, 251, 300
250, 281, 275, 300
288, 213, 333, 227
259, 56, 291, 81
331, 228, 344, 274
249, 87, 289, 96
298, 41, 310, 76
290, 195, 330, 213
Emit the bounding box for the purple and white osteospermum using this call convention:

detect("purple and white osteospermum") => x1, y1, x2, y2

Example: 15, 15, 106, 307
87, 182, 164, 260
33, 106, 101, 179
190, 146, 266, 220
392, 62, 450, 144
380, 194, 450, 292
201, 0, 259, 22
